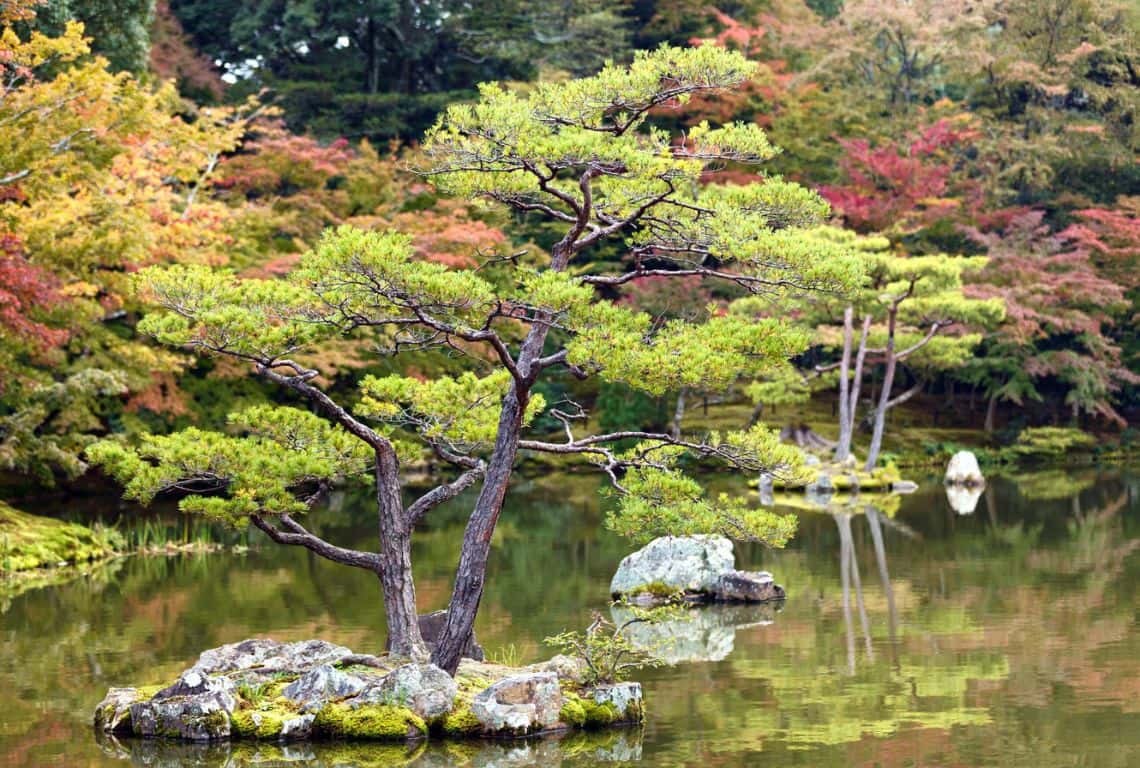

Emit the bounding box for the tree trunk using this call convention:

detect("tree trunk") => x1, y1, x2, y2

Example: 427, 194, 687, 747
747, 400, 764, 429
375, 448, 425, 656
432, 240, 570, 674
984, 393, 997, 433
670, 388, 687, 439
837, 314, 872, 462
864, 308, 898, 472
835, 307, 854, 461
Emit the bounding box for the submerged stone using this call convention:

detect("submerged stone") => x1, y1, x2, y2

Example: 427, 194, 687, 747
712, 570, 786, 602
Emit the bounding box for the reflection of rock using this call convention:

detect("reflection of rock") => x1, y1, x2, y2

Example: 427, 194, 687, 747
97, 727, 644, 766
610, 536, 785, 604
945, 451, 984, 486
611, 603, 781, 664
945, 484, 983, 515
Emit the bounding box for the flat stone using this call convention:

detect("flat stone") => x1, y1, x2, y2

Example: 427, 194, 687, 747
355, 663, 457, 720
712, 570, 786, 602
282, 664, 367, 711
94, 687, 138, 734
592, 682, 643, 721
470, 672, 562, 735
610, 535, 735, 597
192, 638, 354, 678
892, 480, 919, 493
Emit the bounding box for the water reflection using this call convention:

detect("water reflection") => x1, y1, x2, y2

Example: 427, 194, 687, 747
611, 603, 782, 664
2, 469, 1139, 767
97, 728, 643, 767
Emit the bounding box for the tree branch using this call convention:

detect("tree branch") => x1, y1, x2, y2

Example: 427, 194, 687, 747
406, 461, 486, 524
250, 514, 379, 570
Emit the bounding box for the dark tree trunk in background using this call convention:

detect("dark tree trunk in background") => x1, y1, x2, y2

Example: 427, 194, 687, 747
984, 393, 997, 433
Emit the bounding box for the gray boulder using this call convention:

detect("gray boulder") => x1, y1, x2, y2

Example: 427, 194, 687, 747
712, 570, 785, 602
591, 682, 643, 721
282, 664, 367, 711
130, 671, 237, 741
892, 480, 919, 493
609, 535, 735, 598
192, 638, 354, 678
944, 450, 984, 486
94, 687, 138, 734
279, 713, 316, 741
388, 610, 485, 661
470, 672, 563, 735
356, 663, 457, 720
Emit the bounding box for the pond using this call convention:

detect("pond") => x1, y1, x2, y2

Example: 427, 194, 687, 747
2, 466, 1138, 767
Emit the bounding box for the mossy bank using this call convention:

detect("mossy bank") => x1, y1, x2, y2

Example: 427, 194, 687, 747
0, 501, 122, 574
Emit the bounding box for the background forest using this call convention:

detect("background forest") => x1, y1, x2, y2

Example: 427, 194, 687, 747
2, 0, 1139, 499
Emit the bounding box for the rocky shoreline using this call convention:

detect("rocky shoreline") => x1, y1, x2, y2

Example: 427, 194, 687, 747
95, 638, 642, 744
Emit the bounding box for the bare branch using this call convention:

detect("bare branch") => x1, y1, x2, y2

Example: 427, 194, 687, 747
406, 461, 487, 523
250, 514, 379, 570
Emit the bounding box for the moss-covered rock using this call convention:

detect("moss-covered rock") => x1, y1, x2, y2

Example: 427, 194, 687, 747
0, 501, 122, 573
312, 701, 426, 740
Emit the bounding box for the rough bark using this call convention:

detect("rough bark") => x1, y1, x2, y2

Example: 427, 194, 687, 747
375, 448, 425, 656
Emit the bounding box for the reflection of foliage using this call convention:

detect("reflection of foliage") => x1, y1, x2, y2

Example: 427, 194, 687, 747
545, 608, 665, 686
1013, 470, 1097, 501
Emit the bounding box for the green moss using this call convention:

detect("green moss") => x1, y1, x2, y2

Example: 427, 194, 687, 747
231, 709, 287, 738
559, 696, 587, 727
438, 701, 482, 736
313, 702, 426, 740
626, 581, 684, 599
0, 502, 123, 573
134, 684, 163, 700
561, 692, 623, 729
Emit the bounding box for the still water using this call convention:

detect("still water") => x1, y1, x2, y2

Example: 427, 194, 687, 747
2, 467, 1138, 766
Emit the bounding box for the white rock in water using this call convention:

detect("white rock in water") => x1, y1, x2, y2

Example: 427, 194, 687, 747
609, 535, 735, 597
944, 451, 984, 486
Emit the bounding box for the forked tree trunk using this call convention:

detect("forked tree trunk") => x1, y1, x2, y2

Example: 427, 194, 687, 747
432, 239, 570, 674
376, 449, 425, 656
864, 309, 899, 472
835, 307, 854, 460
836, 313, 872, 463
